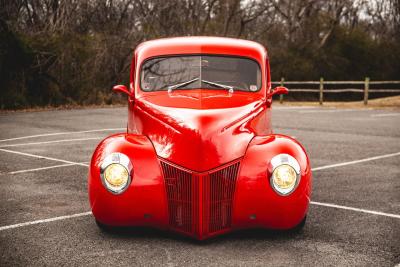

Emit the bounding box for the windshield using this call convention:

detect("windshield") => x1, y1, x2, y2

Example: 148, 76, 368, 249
140, 55, 261, 92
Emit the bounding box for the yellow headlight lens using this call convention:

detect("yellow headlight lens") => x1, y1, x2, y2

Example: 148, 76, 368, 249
104, 163, 129, 188
272, 164, 297, 191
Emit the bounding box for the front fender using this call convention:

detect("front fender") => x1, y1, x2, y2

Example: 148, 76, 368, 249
233, 134, 312, 229
88, 133, 168, 227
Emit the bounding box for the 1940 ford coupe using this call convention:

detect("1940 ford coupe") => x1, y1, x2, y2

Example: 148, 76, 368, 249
88, 37, 312, 240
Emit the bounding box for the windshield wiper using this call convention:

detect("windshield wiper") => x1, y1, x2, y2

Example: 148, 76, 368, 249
167, 78, 199, 92
201, 79, 234, 93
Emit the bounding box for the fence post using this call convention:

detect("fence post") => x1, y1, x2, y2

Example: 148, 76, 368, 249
319, 77, 324, 105
280, 77, 284, 104
364, 77, 369, 105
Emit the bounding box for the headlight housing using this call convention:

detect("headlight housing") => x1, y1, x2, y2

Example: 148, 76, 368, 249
269, 154, 300, 196
100, 152, 132, 194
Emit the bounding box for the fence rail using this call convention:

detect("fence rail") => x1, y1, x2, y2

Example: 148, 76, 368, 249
272, 81, 400, 85
272, 78, 400, 105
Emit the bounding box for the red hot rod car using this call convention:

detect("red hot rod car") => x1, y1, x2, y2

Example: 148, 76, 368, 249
88, 37, 312, 240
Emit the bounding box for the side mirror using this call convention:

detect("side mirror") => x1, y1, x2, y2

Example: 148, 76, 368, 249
112, 85, 132, 98
270, 86, 289, 97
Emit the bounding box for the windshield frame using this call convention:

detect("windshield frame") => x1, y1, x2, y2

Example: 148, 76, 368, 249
139, 54, 263, 93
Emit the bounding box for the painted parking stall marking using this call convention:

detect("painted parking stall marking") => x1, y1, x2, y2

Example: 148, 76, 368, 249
2, 201, 399, 232
1, 150, 399, 232
272, 106, 317, 110
371, 113, 400, 117
0, 212, 92, 231
0, 148, 89, 167
0, 128, 125, 143
0, 137, 102, 148
9, 162, 89, 175
311, 151, 400, 171
310, 201, 400, 219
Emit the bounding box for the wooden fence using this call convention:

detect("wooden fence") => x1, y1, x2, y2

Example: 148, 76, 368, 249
271, 78, 400, 105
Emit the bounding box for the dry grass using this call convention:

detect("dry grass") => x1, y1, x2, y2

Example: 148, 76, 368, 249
274, 95, 400, 110
1, 96, 399, 114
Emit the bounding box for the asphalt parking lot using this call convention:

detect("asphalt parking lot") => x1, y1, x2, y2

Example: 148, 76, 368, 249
0, 105, 399, 266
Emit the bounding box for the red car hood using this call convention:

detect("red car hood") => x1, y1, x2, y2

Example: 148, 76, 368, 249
132, 90, 269, 172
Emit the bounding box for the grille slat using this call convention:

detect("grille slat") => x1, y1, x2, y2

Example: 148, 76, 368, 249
161, 162, 193, 233
161, 160, 240, 238
207, 162, 239, 232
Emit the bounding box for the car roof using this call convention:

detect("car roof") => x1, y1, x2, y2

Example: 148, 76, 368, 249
132, 37, 270, 97
134, 36, 268, 63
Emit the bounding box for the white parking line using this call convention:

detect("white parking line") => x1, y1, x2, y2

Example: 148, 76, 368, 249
0, 137, 102, 148
299, 109, 359, 114
299, 109, 337, 114
0, 212, 92, 231
0, 150, 399, 231
371, 113, 400, 117
310, 201, 400, 219
9, 162, 89, 174
312, 151, 400, 171
1, 200, 399, 232
0, 148, 89, 167
272, 106, 317, 110
0, 128, 125, 143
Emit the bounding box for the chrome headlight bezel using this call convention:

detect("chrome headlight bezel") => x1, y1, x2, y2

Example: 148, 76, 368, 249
269, 154, 301, 196
100, 152, 132, 194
